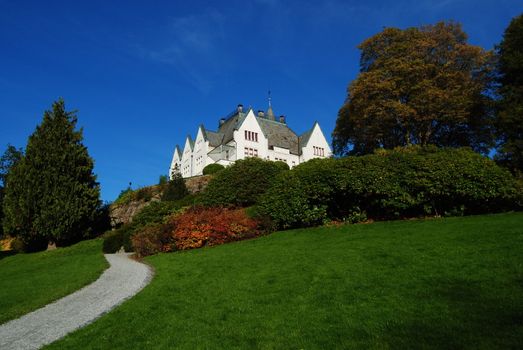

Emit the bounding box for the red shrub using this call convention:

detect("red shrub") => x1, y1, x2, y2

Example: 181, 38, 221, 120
172, 207, 260, 250
131, 224, 175, 257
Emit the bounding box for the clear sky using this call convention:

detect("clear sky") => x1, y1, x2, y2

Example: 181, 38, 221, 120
1, 0, 522, 202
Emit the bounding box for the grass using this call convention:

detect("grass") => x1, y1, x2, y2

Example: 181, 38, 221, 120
0, 239, 108, 325
48, 213, 523, 349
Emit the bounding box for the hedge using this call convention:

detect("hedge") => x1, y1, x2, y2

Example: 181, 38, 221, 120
257, 147, 521, 228
201, 158, 289, 207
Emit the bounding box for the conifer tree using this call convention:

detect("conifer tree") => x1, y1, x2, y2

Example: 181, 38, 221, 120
2, 99, 100, 249
496, 14, 523, 175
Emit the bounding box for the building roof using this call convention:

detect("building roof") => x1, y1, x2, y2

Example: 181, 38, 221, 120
185, 135, 194, 150
298, 122, 318, 147
176, 105, 323, 156
205, 129, 224, 147
257, 117, 300, 155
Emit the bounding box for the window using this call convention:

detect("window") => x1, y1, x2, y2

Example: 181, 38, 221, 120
313, 146, 325, 157
244, 130, 259, 142
244, 147, 258, 158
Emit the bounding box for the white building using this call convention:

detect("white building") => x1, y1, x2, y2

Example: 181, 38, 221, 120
169, 103, 332, 179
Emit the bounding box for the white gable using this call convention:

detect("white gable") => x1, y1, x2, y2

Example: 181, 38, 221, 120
301, 122, 332, 161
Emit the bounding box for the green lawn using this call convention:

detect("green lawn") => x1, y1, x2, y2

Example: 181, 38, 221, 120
0, 239, 108, 325
49, 213, 523, 349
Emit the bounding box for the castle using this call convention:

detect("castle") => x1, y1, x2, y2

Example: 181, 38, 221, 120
169, 102, 332, 179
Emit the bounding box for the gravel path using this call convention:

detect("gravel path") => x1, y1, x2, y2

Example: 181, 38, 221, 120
0, 253, 153, 350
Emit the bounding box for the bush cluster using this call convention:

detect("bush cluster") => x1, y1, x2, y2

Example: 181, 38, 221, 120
172, 206, 260, 250
131, 224, 174, 257
201, 158, 289, 207
113, 186, 156, 206
202, 163, 224, 175
160, 173, 189, 201
258, 147, 521, 228
102, 199, 188, 253
130, 206, 261, 256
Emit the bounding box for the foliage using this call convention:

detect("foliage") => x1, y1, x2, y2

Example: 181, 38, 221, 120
113, 185, 158, 206
202, 163, 225, 175
2, 100, 101, 249
161, 173, 189, 201
171, 207, 260, 250
0, 145, 23, 238
113, 186, 134, 206
103, 197, 190, 253
258, 147, 520, 229
0, 144, 23, 187
102, 227, 133, 253
47, 213, 523, 349
333, 21, 496, 156
201, 157, 289, 207
131, 224, 174, 257
496, 14, 523, 175
134, 187, 154, 202
158, 175, 168, 185
0, 239, 107, 324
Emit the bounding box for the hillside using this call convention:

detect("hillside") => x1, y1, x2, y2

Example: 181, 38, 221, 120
48, 212, 523, 349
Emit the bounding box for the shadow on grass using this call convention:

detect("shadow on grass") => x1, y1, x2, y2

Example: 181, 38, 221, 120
379, 277, 523, 349
0, 250, 17, 260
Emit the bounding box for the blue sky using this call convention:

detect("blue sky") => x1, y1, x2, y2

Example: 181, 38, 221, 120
1, 0, 521, 201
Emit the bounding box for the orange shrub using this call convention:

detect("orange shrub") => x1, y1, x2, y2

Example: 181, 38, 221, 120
172, 207, 260, 250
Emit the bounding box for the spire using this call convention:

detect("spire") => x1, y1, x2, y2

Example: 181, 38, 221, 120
266, 89, 275, 121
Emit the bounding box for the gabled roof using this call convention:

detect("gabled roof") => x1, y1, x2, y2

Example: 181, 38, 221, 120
184, 135, 194, 151
217, 109, 248, 144
174, 145, 182, 157
257, 117, 300, 155
206, 130, 224, 147
298, 121, 318, 148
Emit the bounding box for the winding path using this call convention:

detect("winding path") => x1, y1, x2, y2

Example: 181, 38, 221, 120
0, 253, 153, 350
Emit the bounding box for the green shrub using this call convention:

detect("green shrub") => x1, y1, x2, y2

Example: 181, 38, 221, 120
102, 228, 131, 253
135, 187, 153, 202
158, 175, 168, 185
161, 173, 189, 201
202, 163, 225, 175
201, 158, 289, 207
131, 201, 184, 229
113, 187, 134, 206
258, 147, 521, 229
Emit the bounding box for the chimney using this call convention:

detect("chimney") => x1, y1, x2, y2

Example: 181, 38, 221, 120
237, 104, 243, 113
279, 115, 286, 124
257, 110, 265, 118
219, 118, 225, 128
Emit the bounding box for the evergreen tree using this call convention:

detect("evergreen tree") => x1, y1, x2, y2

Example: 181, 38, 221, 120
496, 14, 523, 175
0, 145, 23, 238
161, 173, 189, 201
2, 99, 101, 249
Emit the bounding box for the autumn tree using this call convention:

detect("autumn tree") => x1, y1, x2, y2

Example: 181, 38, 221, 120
496, 14, 523, 175
333, 21, 496, 156
2, 99, 101, 250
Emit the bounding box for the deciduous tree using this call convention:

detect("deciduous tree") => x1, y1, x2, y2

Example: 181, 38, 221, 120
333, 22, 496, 156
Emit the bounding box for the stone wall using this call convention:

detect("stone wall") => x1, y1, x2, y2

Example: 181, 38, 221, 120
185, 175, 212, 193
109, 175, 212, 227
